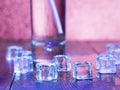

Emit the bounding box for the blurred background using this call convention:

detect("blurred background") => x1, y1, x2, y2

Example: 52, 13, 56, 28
0, 0, 120, 41
66, 0, 120, 41
0, 0, 65, 41
0, 0, 31, 41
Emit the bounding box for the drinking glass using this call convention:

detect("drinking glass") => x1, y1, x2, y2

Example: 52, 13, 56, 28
31, 0, 65, 60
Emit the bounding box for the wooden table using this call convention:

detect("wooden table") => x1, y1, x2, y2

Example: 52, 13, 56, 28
0, 51, 14, 90
0, 41, 120, 90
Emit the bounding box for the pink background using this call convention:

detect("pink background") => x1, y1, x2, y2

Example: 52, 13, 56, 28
0, 0, 31, 41
0, 0, 120, 41
66, 0, 120, 41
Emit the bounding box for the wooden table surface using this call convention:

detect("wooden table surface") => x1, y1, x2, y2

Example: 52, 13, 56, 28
0, 41, 120, 90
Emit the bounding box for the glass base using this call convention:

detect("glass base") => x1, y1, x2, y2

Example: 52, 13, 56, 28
32, 35, 65, 60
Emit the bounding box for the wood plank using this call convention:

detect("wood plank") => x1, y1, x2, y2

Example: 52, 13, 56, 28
11, 41, 120, 89
11, 67, 120, 90
89, 41, 120, 54
66, 41, 96, 55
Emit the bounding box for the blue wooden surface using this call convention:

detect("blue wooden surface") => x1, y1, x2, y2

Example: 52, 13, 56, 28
0, 52, 14, 90
11, 76, 120, 90
0, 41, 120, 90
11, 42, 120, 90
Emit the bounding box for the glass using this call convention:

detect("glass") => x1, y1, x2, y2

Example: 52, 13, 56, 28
53, 55, 71, 72
22, 50, 33, 57
19, 56, 33, 74
73, 62, 92, 80
14, 50, 33, 75
106, 43, 120, 54
96, 54, 106, 70
6, 46, 23, 61
31, 0, 65, 60
96, 54, 116, 74
107, 49, 120, 64
22, 50, 33, 73
36, 62, 58, 81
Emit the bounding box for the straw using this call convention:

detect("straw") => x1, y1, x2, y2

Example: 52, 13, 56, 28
49, 0, 63, 34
